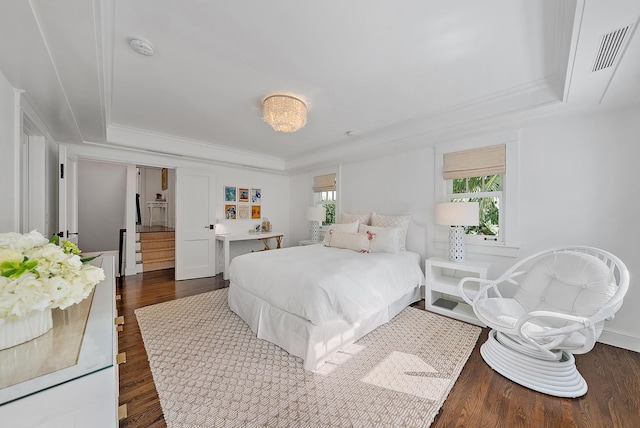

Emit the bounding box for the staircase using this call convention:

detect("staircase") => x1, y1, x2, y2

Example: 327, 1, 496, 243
136, 231, 175, 272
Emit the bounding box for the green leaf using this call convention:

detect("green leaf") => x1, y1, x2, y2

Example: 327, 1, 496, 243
0, 258, 39, 278
80, 254, 102, 264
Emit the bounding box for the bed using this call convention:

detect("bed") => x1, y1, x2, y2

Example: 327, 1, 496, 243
227, 242, 424, 371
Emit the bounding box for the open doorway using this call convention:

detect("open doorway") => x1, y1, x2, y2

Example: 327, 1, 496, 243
136, 166, 176, 272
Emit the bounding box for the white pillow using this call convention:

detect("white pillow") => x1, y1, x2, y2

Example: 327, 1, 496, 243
322, 220, 360, 244
359, 224, 401, 254
324, 229, 373, 253
340, 212, 372, 226
371, 214, 411, 251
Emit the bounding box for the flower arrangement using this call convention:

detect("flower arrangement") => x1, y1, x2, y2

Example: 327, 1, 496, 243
0, 230, 105, 325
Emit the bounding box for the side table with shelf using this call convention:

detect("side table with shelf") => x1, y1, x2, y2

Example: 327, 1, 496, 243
425, 257, 491, 327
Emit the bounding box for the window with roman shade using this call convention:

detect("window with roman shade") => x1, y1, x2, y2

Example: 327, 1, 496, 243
443, 144, 505, 242
312, 173, 336, 225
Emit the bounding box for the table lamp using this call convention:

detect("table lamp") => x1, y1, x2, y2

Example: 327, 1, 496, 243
307, 207, 326, 242
436, 202, 479, 263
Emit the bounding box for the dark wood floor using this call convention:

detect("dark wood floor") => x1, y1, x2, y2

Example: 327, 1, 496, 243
117, 269, 640, 428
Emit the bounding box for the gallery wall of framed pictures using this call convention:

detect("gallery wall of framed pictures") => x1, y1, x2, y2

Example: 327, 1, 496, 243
224, 186, 261, 221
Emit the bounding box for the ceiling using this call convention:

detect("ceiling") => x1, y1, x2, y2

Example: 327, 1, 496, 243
1, 0, 639, 172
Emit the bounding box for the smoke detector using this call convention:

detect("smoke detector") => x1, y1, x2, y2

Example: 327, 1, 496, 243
128, 38, 154, 56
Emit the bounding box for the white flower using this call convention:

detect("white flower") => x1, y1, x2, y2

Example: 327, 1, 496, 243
0, 230, 49, 250
0, 231, 105, 321
0, 248, 23, 264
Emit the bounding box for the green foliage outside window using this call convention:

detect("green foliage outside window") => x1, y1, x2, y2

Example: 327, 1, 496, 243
452, 175, 501, 236
322, 202, 335, 225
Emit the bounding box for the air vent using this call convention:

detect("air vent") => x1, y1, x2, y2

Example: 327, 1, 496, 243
592, 25, 630, 72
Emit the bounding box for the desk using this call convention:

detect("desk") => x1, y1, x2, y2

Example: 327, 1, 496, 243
146, 201, 168, 227
216, 232, 284, 280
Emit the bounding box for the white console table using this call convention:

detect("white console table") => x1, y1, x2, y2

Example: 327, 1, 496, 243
146, 201, 168, 227
216, 232, 284, 280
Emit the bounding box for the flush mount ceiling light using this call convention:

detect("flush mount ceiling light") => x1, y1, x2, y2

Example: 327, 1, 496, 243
262, 95, 307, 132
128, 38, 154, 56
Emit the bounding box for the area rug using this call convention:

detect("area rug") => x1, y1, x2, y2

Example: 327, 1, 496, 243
135, 289, 481, 427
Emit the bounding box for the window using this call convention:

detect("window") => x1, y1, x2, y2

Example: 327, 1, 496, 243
442, 144, 505, 244
448, 174, 502, 241
313, 173, 336, 225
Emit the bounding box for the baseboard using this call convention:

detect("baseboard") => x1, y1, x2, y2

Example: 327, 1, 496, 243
598, 328, 640, 352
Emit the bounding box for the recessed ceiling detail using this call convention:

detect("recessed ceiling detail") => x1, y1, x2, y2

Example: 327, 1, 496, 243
592, 25, 630, 72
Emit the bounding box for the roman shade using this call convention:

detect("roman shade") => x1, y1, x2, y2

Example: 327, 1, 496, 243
443, 144, 505, 179
312, 173, 336, 192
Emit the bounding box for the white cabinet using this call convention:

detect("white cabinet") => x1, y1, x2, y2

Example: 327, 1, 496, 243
425, 257, 490, 327
0, 256, 120, 427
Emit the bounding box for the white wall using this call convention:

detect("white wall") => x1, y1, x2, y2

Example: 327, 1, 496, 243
514, 106, 640, 349
340, 148, 434, 261
78, 159, 127, 252
0, 71, 18, 232
213, 164, 289, 268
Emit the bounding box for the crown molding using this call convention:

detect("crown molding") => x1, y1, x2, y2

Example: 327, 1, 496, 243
106, 124, 286, 171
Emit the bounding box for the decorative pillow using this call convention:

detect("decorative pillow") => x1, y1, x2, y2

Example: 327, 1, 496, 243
324, 229, 375, 253
371, 214, 411, 251
358, 224, 401, 254
322, 220, 360, 244
340, 212, 373, 226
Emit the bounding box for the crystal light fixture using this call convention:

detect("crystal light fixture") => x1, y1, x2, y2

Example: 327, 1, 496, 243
262, 95, 307, 132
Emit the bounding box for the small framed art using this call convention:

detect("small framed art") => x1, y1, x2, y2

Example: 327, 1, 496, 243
239, 188, 249, 203
251, 188, 261, 204
224, 186, 237, 202
225, 204, 237, 220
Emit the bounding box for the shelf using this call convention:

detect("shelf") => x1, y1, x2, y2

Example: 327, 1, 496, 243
425, 257, 490, 327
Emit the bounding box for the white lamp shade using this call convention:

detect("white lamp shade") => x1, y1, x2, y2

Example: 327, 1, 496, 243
435, 202, 480, 226
307, 206, 326, 222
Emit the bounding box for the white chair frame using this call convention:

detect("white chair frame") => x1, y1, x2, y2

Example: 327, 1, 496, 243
458, 246, 629, 397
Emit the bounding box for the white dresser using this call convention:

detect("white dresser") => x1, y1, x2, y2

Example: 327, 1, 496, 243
0, 256, 121, 427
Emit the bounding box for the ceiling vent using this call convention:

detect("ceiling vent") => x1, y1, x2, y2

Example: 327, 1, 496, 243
592, 25, 630, 72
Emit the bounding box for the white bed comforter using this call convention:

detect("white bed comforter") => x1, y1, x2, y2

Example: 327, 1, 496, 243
229, 244, 424, 326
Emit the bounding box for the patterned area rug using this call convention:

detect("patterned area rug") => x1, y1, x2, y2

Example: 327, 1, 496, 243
135, 289, 481, 427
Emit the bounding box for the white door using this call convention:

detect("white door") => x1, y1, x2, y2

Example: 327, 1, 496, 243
58, 145, 79, 244
175, 168, 216, 280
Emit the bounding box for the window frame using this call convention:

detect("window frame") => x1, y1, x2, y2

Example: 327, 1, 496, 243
435, 136, 519, 258
314, 189, 337, 226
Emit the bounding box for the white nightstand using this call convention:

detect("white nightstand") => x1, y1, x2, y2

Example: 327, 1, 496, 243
299, 240, 320, 246
425, 257, 491, 327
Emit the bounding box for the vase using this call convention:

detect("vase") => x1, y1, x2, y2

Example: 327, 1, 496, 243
0, 309, 53, 351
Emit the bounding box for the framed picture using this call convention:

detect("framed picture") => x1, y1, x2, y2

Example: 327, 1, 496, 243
225, 204, 237, 220
251, 205, 261, 219
239, 188, 249, 203
161, 168, 168, 190
251, 188, 261, 204
224, 186, 237, 202
238, 205, 250, 219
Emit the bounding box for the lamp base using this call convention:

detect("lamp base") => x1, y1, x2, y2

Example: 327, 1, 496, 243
311, 221, 320, 242
449, 226, 466, 263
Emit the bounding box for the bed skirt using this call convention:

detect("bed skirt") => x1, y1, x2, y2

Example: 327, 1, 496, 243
228, 283, 422, 371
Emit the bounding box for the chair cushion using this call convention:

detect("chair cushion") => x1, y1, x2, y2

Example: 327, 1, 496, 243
513, 251, 616, 323
476, 297, 587, 349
